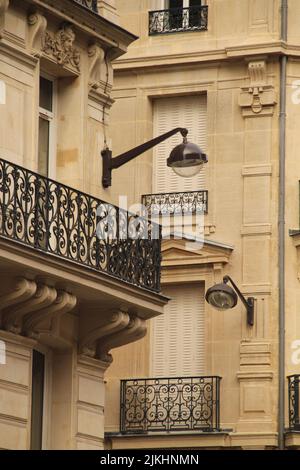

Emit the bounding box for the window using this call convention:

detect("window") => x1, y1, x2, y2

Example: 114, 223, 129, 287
38, 76, 56, 178
30, 350, 45, 450
151, 284, 205, 377
153, 94, 207, 193
167, 0, 203, 29
30, 349, 52, 450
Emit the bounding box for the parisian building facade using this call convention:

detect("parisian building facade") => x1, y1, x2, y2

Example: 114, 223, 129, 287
1, 0, 300, 452
0, 0, 168, 450
104, 0, 300, 451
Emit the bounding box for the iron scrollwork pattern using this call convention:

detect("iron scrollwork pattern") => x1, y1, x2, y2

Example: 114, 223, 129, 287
149, 6, 208, 35
73, 0, 98, 13
142, 191, 208, 217
120, 376, 221, 433
288, 375, 300, 430
0, 158, 161, 292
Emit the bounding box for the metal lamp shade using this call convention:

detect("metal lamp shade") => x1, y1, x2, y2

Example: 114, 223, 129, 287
205, 282, 238, 311
167, 142, 207, 178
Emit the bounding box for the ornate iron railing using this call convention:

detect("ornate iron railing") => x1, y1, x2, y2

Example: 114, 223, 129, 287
149, 6, 208, 35
120, 376, 221, 433
0, 158, 161, 292
73, 0, 98, 13
142, 191, 208, 217
288, 375, 300, 430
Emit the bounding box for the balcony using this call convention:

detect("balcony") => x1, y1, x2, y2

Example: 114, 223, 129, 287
149, 6, 208, 35
120, 376, 221, 434
73, 0, 98, 13
142, 191, 208, 217
0, 158, 161, 293
288, 375, 300, 431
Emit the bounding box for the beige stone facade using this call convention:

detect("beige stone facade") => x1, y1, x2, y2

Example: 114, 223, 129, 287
104, 0, 300, 450
2, 0, 300, 452
0, 0, 168, 449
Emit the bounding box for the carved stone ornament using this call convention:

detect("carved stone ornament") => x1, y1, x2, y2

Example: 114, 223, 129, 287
239, 60, 276, 117
88, 43, 113, 96
27, 12, 47, 56
0, 0, 9, 39
42, 23, 80, 72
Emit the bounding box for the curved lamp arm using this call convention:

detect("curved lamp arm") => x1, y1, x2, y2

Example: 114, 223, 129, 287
101, 128, 188, 188
223, 276, 255, 326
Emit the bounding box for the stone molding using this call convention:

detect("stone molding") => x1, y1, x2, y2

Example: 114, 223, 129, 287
239, 60, 276, 117
42, 23, 81, 73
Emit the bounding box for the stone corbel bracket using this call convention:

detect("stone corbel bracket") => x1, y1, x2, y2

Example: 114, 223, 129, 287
0, 278, 77, 344
42, 22, 81, 74
0, 277, 36, 328
0, 0, 9, 39
27, 12, 47, 57
79, 311, 147, 365
88, 43, 114, 104
79, 310, 130, 358
97, 315, 147, 364
23, 290, 77, 339
239, 60, 277, 117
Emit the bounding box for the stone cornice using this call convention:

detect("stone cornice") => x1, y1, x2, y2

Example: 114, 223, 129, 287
23, 0, 137, 58
113, 41, 300, 71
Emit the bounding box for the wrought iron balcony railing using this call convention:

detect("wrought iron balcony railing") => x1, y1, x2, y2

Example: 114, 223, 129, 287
142, 190, 208, 217
0, 158, 161, 292
73, 0, 98, 13
288, 375, 300, 431
120, 376, 221, 434
149, 6, 208, 35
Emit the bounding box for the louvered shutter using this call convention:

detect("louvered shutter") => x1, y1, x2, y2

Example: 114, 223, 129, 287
151, 284, 205, 377
153, 95, 207, 194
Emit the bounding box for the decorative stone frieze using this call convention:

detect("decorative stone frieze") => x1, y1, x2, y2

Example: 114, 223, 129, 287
239, 60, 276, 117
0, 0, 9, 39
42, 23, 80, 73
27, 12, 47, 56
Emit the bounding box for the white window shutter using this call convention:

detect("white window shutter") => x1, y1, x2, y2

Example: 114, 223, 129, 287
153, 95, 207, 194
151, 284, 205, 377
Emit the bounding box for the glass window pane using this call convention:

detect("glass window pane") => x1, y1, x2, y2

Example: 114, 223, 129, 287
39, 77, 53, 112
189, 0, 202, 6
30, 350, 45, 450
38, 117, 50, 177
169, 0, 183, 9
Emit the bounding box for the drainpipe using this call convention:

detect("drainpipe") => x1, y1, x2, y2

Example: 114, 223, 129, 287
279, 0, 288, 451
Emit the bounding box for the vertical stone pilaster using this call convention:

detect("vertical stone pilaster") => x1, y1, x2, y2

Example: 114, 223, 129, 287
236, 59, 277, 437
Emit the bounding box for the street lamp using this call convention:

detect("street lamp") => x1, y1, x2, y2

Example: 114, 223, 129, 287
101, 128, 207, 188
205, 275, 255, 326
